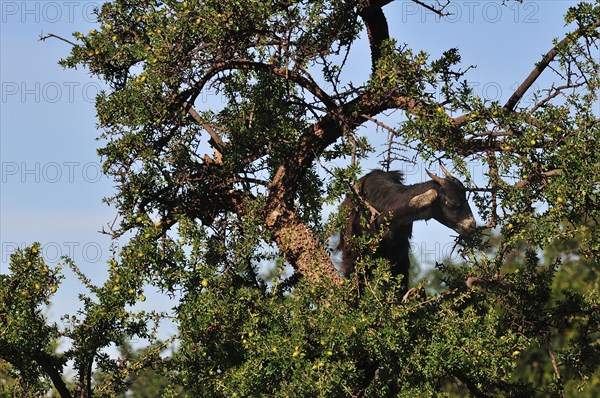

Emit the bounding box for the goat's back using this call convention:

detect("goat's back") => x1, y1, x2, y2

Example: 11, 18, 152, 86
337, 170, 412, 280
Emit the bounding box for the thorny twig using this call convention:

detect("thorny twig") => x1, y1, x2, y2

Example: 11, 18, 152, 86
39, 32, 78, 47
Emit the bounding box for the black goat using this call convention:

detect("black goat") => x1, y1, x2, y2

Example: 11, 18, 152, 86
337, 166, 476, 288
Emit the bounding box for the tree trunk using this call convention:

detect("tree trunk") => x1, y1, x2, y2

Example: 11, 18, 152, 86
265, 204, 340, 284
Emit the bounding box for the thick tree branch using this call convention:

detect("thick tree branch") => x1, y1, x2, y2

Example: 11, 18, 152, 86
34, 353, 73, 398
267, 210, 340, 284
359, 1, 392, 71
0, 346, 72, 398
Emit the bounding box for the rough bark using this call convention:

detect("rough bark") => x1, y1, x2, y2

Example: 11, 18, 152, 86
265, 93, 425, 283
265, 206, 340, 284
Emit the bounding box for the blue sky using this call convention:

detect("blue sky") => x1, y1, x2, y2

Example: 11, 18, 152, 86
0, 1, 583, 328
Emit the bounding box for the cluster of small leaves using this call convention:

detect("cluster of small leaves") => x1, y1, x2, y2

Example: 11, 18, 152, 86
321, 164, 364, 212
154, 221, 559, 397
61, 250, 169, 397
368, 40, 431, 99
0, 244, 63, 395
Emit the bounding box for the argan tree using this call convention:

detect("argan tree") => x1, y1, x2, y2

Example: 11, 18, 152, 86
2, 0, 599, 396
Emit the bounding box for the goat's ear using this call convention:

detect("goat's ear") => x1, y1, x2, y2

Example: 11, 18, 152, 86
409, 189, 438, 209
426, 169, 446, 186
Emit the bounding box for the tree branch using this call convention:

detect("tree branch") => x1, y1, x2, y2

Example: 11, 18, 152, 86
411, 0, 451, 17
546, 337, 565, 397
34, 353, 73, 398
183, 101, 226, 158
504, 20, 600, 111
514, 169, 563, 189
39, 32, 78, 47
0, 346, 72, 398
359, 1, 392, 71
361, 114, 396, 135
188, 59, 336, 109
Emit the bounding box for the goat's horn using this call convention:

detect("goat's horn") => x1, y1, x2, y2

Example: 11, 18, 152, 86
409, 189, 438, 209
439, 164, 454, 180
426, 169, 446, 185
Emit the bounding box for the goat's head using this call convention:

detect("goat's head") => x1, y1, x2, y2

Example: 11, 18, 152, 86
425, 165, 477, 237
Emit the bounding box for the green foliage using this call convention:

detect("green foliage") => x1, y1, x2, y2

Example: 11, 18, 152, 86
6, 0, 600, 396
173, 268, 531, 397
0, 244, 64, 396
428, 224, 600, 397
0, 243, 166, 397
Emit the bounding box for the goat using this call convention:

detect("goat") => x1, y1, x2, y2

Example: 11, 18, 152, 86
337, 166, 476, 288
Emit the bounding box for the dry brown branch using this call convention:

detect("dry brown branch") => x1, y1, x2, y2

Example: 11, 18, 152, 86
546, 337, 565, 397
39, 32, 78, 47
183, 101, 226, 157
504, 20, 600, 111
411, 0, 451, 17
